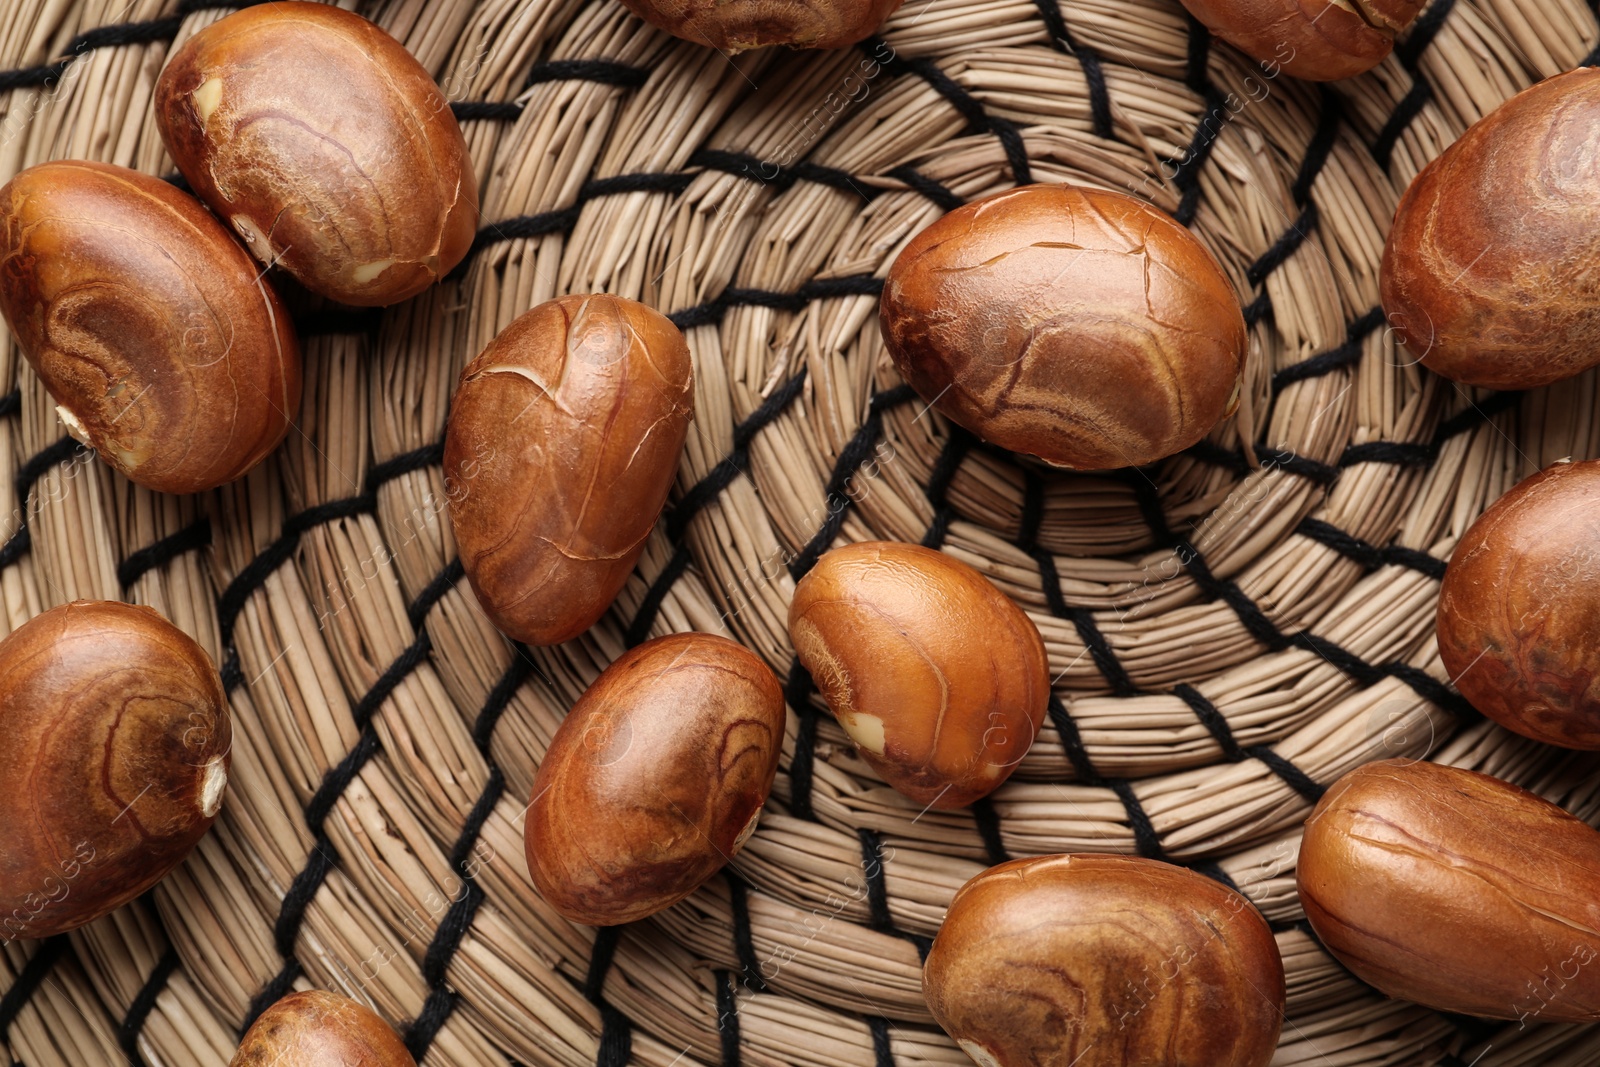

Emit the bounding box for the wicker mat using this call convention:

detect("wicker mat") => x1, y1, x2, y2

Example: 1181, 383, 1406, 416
3, 0, 1600, 1064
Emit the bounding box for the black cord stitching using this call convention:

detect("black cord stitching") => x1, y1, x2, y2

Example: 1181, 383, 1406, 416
17, 437, 86, 499
690, 148, 875, 198
626, 368, 813, 645
584, 927, 633, 1067
1242, 291, 1273, 329
1395, 0, 1460, 68
457, 171, 698, 273
1042, 5, 1115, 141
117, 518, 213, 591
1173, 684, 1328, 802
404, 636, 540, 1056
116, 948, 179, 1067
1271, 307, 1385, 392
969, 797, 1011, 865
1292, 86, 1344, 207
1295, 517, 1446, 579
0, 436, 86, 575
785, 659, 821, 822
526, 59, 651, 90
1245, 200, 1318, 288
1171, 87, 1232, 226
785, 385, 917, 580
726, 871, 767, 994
873, 44, 1035, 184
1371, 80, 1433, 172
449, 100, 522, 122
240, 960, 302, 1035
1167, 525, 1479, 719
474, 649, 535, 750
0, 936, 68, 1044
856, 829, 933, 962
622, 543, 694, 648
919, 428, 973, 551
868, 1017, 896, 1067
1187, 385, 1519, 481
1370, 0, 1459, 171
1183, 10, 1212, 93
716, 970, 743, 1067
669, 276, 886, 331
884, 166, 965, 212
1018, 470, 1139, 696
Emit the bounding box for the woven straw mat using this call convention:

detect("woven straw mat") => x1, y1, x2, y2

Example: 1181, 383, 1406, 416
4, 0, 1600, 1064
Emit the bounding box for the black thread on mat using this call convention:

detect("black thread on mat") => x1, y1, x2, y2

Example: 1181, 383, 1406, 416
1174, 684, 1328, 802
240, 958, 302, 1035
1296, 517, 1446, 579
457, 170, 698, 272
1032, 1, 1114, 139
450, 100, 522, 122
1242, 291, 1273, 329
1245, 201, 1318, 288
1239, 85, 1341, 315
18, 437, 86, 497
726, 872, 767, 993
0, 390, 19, 418
117, 948, 180, 1067
1272, 307, 1385, 393
665, 367, 810, 544
885, 166, 965, 212
970, 797, 1011, 865
868, 1017, 896, 1067
919, 429, 973, 550
0, 436, 85, 572
1153, 517, 1481, 722
624, 542, 694, 648
691, 148, 876, 199
1371, 0, 1458, 170
786, 385, 917, 580
870, 42, 1034, 185
0, 935, 68, 1044
670, 275, 885, 332
856, 829, 933, 962
118, 518, 213, 590
450, 59, 649, 121
1186, 379, 1517, 481
403, 769, 505, 1060
1395, 0, 1459, 68
473, 648, 535, 750
1018, 470, 1139, 697
1183, 9, 1211, 92
786, 659, 821, 822
1292, 86, 1344, 207
626, 368, 813, 645
527, 58, 650, 89
584, 926, 633, 1067
716, 970, 744, 1067
243, 554, 459, 1029
406, 634, 541, 1056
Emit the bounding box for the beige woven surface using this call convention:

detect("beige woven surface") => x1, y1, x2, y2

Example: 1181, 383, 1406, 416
3, 0, 1600, 1064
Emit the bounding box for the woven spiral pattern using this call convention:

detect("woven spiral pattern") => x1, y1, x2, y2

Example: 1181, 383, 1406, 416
3, 1, 1600, 1065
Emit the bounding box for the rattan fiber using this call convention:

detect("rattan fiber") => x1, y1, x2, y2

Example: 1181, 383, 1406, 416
2, 0, 1600, 1065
